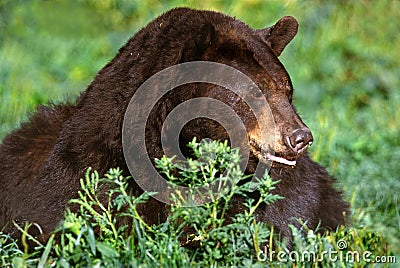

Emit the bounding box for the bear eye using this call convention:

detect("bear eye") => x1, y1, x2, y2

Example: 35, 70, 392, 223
250, 89, 264, 100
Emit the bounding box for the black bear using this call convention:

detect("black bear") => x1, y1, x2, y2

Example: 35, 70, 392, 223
0, 8, 349, 245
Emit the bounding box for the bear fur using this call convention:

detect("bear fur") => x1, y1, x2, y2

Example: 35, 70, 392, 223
0, 8, 349, 245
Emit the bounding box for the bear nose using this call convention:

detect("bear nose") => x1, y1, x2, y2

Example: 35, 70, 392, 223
287, 128, 313, 154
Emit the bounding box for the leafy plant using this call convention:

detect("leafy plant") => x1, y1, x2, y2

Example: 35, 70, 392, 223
0, 140, 395, 267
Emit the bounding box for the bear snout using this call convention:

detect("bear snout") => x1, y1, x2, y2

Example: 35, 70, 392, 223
285, 128, 313, 154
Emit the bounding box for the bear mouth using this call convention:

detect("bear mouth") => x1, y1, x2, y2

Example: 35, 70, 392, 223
249, 139, 297, 166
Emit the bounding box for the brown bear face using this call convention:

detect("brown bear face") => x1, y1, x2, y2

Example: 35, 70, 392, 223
174, 15, 313, 167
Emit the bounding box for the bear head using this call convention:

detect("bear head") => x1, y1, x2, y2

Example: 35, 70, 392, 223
135, 8, 313, 170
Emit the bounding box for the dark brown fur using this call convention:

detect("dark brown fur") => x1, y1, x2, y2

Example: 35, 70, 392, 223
0, 8, 349, 245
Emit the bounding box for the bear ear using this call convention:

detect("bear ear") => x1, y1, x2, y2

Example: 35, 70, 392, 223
257, 16, 298, 57
179, 23, 215, 62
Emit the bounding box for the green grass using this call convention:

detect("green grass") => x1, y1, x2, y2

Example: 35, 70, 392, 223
1, 0, 399, 265
0, 140, 395, 267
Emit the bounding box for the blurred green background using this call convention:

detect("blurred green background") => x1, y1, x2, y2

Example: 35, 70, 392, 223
1, 0, 399, 253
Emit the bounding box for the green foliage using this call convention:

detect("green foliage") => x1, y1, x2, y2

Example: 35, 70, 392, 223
155, 139, 242, 188
0, 233, 23, 266
0, 140, 396, 267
